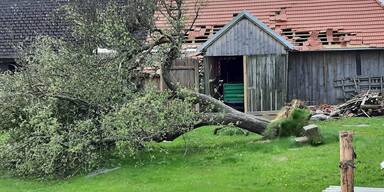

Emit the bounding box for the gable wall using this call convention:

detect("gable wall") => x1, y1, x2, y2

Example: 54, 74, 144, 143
205, 19, 287, 56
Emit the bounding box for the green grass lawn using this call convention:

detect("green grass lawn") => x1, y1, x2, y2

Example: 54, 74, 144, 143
1, 117, 384, 192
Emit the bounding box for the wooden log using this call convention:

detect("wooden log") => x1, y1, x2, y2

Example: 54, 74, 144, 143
339, 131, 354, 192
360, 104, 382, 110
295, 136, 309, 144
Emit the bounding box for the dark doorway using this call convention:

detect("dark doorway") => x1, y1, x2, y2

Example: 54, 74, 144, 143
218, 56, 243, 84
209, 56, 244, 111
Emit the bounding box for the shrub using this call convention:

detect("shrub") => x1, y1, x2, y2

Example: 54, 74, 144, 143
0, 37, 198, 178
263, 108, 311, 139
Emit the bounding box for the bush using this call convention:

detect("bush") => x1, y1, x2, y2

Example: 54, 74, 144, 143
0, 37, 198, 178
263, 108, 311, 139
0, 90, 197, 178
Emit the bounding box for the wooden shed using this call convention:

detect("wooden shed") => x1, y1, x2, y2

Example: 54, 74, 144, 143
199, 11, 294, 112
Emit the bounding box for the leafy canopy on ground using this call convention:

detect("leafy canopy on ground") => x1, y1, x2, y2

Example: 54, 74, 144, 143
0, 0, 199, 178
1, 117, 383, 192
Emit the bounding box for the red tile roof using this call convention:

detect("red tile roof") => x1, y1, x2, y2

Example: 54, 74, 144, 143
156, 0, 384, 50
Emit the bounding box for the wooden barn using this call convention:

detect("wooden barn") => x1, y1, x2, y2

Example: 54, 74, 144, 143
198, 12, 293, 112
155, 0, 384, 112
196, 10, 384, 112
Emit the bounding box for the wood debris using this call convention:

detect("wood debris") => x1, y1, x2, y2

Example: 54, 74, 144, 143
309, 91, 384, 120
333, 91, 384, 117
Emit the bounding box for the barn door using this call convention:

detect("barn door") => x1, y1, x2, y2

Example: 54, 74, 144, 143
245, 54, 288, 112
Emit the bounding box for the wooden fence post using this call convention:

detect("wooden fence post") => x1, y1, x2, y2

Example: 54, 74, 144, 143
339, 131, 355, 192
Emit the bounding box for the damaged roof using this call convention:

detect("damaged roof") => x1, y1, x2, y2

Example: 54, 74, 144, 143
0, 0, 70, 58
156, 0, 384, 51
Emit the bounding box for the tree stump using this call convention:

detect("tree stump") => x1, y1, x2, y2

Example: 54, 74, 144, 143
303, 124, 323, 145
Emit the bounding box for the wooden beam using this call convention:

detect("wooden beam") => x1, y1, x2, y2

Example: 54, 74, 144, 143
339, 131, 355, 192
203, 57, 210, 95
194, 59, 200, 93
243, 55, 249, 112
159, 65, 165, 91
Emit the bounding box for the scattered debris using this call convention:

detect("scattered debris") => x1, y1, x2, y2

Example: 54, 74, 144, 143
308, 104, 335, 120
310, 114, 330, 121
86, 167, 120, 178
309, 91, 384, 120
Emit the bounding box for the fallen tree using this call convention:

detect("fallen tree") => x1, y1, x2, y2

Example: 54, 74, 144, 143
0, 0, 269, 178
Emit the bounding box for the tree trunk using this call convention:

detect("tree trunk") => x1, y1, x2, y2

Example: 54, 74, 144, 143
150, 112, 269, 142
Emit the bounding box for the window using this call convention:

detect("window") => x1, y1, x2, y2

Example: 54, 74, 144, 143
356, 52, 362, 76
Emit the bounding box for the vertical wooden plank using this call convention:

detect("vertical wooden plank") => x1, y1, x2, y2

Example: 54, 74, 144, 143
243, 19, 249, 55
283, 54, 288, 108
243, 55, 249, 112
203, 57, 210, 95
327, 52, 334, 104
254, 56, 259, 111
301, 52, 307, 101
263, 55, 268, 110
270, 54, 274, 110
287, 53, 294, 101
294, 53, 301, 101
339, 131, 354, 192
194, 59, 199, 93
320, 52, 326, 104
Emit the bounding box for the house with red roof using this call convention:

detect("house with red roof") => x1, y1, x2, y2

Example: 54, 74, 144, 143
156, 0, 384, 112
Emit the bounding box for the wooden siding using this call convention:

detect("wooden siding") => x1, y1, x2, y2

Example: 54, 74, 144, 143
288, 50, 384, 104
145, 58, 199, 91
163, 58, 199, 91
205, 18, 287, 56
246, 54, 288, 111
203, 56, 220, 95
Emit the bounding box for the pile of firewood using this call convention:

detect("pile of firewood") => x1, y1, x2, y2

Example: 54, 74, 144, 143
331, 91, 384, 117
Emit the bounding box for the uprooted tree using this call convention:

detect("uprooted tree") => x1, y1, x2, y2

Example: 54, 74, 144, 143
0, 0, 269, 178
